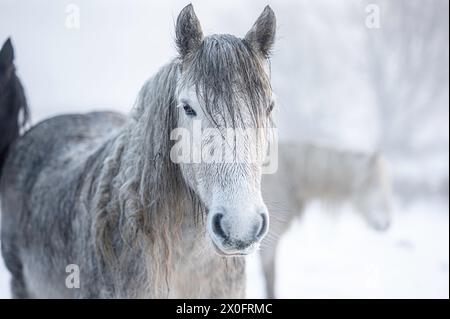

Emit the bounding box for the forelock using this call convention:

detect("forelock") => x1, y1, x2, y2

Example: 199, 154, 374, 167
179, 34, 272, 128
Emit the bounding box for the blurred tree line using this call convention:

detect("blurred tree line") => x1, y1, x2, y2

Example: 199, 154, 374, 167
237, 0, 449, 201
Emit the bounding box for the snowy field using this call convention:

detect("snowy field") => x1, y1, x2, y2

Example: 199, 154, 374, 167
1, 198, 448, 299
247, 198, 449, 299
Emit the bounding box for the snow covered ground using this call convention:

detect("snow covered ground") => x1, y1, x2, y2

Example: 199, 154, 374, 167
246, 198, 449, 299
1, 198, 448, 298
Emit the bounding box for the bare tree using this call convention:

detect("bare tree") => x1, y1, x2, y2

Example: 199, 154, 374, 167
365, 0, 449, 155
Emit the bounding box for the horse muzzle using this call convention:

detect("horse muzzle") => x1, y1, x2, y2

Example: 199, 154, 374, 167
208, 206, 269, 256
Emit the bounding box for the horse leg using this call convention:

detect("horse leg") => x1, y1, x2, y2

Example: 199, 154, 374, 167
260, 236, 279, 299
10, 273, 29, 299
1, 239, 29, 298
5, 258, 29, 299
261, 200, 306, 299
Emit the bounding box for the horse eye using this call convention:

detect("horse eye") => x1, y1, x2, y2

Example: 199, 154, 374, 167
183, 103, 197, 117
267, 100, 275, 114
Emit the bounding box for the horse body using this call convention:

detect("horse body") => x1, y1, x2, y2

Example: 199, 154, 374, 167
2, 111, 139, 297
1, 77, 244, 299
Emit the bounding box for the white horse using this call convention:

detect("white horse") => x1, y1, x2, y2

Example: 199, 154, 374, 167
261, 142, 393, 298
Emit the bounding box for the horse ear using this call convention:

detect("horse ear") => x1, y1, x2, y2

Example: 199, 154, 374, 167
0, 38, 14, 67
175, 4, 203, 58
244, 6, 276, 58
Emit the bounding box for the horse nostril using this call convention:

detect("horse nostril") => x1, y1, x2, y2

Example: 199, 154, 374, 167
212, 213, 228, 239
256, 213, 268, 239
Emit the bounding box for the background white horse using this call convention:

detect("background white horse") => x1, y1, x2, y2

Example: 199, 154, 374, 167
261, 142, 393, 298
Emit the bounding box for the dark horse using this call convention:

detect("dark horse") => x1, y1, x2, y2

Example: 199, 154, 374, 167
0, 38, 29, 177
0, 5, 276, 298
